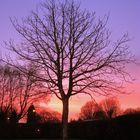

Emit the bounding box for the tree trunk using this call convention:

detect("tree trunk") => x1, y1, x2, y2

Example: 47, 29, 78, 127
62, 98, 69, 140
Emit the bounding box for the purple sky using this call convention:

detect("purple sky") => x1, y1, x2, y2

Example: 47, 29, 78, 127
0, 0, 140, 56
0, 0, 140, 116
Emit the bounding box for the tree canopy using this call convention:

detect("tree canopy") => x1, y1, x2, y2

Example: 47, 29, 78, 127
4, 0, 134, 139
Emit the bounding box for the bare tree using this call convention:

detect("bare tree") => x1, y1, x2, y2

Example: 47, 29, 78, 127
15, 66, 49, 122
0, 64, 49, 122
0, 65, 19, 116
5, 0, 134, 139
101, 97, 121, 119
79, 100, 106, 120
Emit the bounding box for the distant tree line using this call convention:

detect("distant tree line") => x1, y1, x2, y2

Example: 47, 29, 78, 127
78, 97, 140, 121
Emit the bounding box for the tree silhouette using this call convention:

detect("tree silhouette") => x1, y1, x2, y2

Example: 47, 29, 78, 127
0, 108, 7, 123
0, 64, 49, 122
0, 65, 19, 115
15, 65, 49, 122
27, 104, 37, 124
79, 100, 106, 120
6, 0, 134, 139
9, 109, 18, 124
101, 97, 121, 119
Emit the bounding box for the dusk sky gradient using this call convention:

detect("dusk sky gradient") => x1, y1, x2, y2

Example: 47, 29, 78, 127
0, 0, 140, 119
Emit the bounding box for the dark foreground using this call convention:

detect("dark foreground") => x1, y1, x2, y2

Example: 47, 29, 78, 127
0, 114, 140, 140
1, 139, 85, 140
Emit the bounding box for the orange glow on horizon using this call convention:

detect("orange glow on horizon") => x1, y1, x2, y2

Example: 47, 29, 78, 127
39, 82, 140, 120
